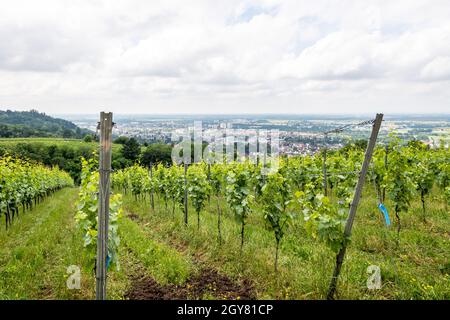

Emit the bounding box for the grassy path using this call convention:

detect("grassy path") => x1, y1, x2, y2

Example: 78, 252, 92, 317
0, 188, 82, 298
119, 217, 192, 285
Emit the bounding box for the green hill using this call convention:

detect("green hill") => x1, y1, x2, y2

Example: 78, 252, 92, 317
0, 109, 92, 138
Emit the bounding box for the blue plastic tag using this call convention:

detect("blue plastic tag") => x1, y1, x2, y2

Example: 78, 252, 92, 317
378, 203, 391, 226
106, 255, 111, 269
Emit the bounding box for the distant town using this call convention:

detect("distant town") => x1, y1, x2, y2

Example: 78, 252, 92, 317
60, 114, 450, 156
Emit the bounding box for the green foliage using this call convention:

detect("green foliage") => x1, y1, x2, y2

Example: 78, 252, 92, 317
295, 190, 347, 253
141, 143, 172, 166
251, 163, 266, 199
83, 135, 93, 143
169, 165, 186, 214
154, 163, 171, 208
370, 146, 388, 202
113, 136, 129, 145
125, 164, 151, 198
0, 109, 91, 138
340, 139, 368, 153
261, 172, 292, 243
210, 164, 225, 196
261, 172, 292, 270
0, 156, 73, 228
433, 147, 449, 204
225, 162, 253, 250
445, 186, 450, 207
385, 136, 417, 215
75, 156, 123, 271
328, 150, 359, 207
187, 164, 211, 228
109, 140, 448, 263
411, 150, 435, 219
121, 137, 141, 162
0, 139, 124, 184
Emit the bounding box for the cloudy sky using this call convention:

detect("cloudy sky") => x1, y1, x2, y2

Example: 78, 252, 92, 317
0, 0, 449, 115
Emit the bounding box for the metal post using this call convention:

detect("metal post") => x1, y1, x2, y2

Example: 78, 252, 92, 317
96, 112, 113, 300
327, 113, 383, 300
184, 163, 188, 225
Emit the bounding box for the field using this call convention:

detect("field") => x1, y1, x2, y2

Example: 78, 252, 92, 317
0, 184, 448, 300
0, 137, 122, 152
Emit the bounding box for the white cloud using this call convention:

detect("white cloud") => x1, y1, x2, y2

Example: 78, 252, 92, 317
0, 0, 449, 114
420, 56, 450, 81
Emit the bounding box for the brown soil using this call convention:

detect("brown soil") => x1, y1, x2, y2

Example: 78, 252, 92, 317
126, 268, 255, 300
127, 213, 141, 221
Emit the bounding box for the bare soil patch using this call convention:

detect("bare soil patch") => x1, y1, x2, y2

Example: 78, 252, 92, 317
126, 267, 255, 300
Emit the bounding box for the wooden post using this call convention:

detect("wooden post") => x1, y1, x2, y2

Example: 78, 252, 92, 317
327, 113, 383, 300
184, 163, 188, 225
96, 112, 113, 300
149, 162, 154, 211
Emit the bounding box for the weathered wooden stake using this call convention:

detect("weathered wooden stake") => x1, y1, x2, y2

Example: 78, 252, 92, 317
327, 113, 383, 300
96, 112, 113, 300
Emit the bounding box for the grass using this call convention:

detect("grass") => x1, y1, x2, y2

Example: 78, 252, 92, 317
119, 217, 192, 285
0, 185, 448, 300
0, 188, 85, 299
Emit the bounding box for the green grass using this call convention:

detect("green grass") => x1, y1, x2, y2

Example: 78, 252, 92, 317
119, 217, 192, 285
0, 188, 84, 299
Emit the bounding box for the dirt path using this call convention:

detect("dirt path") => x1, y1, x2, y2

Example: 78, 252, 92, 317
126, 267, 255, 300
123, 212, 256, 300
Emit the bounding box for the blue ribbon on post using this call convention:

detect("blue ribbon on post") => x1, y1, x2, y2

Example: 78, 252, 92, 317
377, 203, 391, 226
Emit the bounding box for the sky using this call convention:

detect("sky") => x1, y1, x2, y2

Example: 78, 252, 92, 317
0, 0, 449, 115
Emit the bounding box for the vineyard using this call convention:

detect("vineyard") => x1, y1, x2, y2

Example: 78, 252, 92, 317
0, 136, 449, 300
0, 156, 73, 229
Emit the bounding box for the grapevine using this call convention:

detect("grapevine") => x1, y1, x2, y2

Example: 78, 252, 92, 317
75, 156, 123, 270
